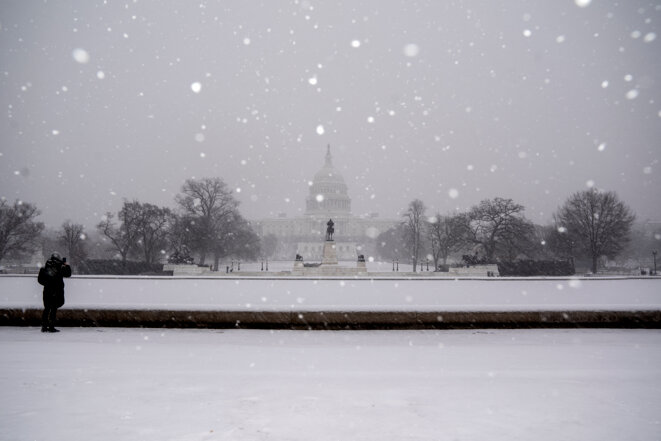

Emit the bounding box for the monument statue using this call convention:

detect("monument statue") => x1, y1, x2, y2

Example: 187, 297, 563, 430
326, 219, 335, 241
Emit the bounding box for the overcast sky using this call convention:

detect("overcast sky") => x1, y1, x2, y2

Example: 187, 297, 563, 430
1, 0, 660, 230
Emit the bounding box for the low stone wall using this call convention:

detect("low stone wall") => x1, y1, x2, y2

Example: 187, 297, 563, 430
162, 264, 212, 276
448, 264, 500, 277
2, 308, 660, 330
291, 266, 367, 276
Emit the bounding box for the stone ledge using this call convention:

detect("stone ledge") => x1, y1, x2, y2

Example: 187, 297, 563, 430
2, 308, 660, 330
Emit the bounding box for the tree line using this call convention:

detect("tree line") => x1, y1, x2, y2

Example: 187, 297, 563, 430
377, 189, 638, 274
0, 184, 655, 275
0, 177, 260, 271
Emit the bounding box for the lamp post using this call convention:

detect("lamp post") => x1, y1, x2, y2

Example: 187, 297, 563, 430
653, 251, 657, 276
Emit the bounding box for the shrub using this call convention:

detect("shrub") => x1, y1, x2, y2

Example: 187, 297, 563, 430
461, 254, 493, 266
497, 260, 575, 277
76, 259, 165, 275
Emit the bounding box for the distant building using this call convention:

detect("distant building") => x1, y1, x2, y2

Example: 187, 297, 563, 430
254, 146, 399, 260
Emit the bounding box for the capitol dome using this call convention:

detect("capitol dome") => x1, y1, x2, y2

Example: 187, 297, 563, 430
305, 145, 352, 215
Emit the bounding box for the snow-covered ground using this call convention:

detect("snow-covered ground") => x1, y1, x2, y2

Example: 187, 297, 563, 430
2, 275, 660, 312
1, 327, 660, 441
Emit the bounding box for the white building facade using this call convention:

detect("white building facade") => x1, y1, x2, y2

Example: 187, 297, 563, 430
254, 146, 399, 260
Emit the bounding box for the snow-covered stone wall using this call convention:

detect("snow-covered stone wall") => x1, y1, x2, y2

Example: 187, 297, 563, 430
2, 275, 660, 313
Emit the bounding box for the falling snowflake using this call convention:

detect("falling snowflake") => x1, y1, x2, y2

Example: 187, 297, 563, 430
568, 279, 583, 289
72, 48, 90, 64
626, 89, 639, 100
403, 44, 420, 57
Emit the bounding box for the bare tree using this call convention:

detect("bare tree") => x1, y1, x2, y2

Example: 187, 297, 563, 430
134, 203, 173, 264
176, 178, 239, 265
404, 199, 426, 272
497, 217, 538, 261
375, 223, 409, 263
58, 221, 88, 266
554, 189, 635, 274
168, 214, 196, 258
463, 197, 535, 262
0, 199, 44, 263
427, 213, 465, 269
96, 202, 143, 265
97, 200, 173, 265
211, 214, 260, 268
540, 224, 576, 260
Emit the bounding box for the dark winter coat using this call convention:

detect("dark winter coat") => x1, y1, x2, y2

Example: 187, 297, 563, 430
38, 259, 72, 308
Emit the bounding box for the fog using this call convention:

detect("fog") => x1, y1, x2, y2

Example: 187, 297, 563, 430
1, 0, 660, 229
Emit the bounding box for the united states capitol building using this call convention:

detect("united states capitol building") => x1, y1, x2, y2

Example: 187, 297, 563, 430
254, 146, 399, 260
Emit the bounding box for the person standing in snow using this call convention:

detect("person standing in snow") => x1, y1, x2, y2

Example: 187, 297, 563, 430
38, 252, 71, 333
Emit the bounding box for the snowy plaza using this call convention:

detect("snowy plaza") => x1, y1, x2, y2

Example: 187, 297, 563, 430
2, 275, 661, 440
1, 327, 660, 441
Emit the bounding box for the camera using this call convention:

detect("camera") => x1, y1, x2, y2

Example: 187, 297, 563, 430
62, 257, 67, 263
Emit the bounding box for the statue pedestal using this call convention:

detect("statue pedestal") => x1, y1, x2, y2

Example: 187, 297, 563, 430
321, 241, 338, 265
292, 240, 368, 277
